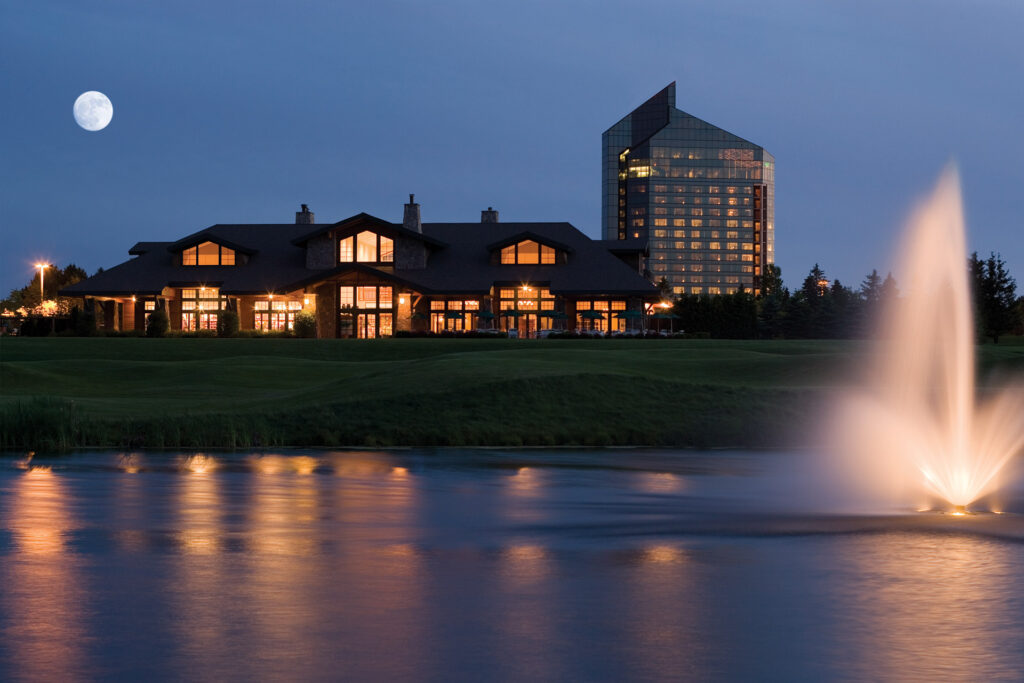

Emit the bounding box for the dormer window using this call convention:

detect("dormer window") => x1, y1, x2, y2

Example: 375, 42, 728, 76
340, 231, 394, 264
183, 241, 235, 266
501, 240, 556, 265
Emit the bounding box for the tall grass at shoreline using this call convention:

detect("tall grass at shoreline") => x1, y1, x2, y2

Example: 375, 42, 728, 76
2, 337, 1020, 452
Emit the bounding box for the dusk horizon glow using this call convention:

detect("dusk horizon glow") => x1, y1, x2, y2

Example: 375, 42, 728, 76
2, 0, 1022, 295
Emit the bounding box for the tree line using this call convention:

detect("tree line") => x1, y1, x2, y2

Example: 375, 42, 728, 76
665, 252, 1022, 342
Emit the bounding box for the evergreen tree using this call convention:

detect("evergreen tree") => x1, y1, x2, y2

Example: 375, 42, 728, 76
970, 252, 1018, 343
759, 264, 785, 299
860, 269, 883, 305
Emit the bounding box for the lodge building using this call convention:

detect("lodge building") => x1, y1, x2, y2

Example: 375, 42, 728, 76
62, 197, 659, 338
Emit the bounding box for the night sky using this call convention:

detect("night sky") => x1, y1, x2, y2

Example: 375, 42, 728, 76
3, 0, 1022, 296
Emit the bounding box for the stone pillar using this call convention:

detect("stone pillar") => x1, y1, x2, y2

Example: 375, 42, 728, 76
315, 282, 337, 338
396, 292, 412, 332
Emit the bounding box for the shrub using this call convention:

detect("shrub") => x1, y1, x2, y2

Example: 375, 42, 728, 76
218, 311, 239, 337
146, 309, 169, 337
293, 311, 317, 338
69, 306, 97, 336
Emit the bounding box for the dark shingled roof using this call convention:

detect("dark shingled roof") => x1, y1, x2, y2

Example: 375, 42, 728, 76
61, 216, 656, 298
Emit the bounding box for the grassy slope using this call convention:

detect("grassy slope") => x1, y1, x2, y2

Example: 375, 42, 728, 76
2, 337, 1021, 451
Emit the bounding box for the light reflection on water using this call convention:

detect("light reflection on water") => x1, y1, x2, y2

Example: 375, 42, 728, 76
0, 450, 1022, 681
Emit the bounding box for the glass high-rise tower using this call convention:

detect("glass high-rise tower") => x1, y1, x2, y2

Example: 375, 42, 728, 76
602, 83, 774, 295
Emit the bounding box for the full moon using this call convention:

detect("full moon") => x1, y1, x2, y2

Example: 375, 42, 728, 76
73, 91, 113, 131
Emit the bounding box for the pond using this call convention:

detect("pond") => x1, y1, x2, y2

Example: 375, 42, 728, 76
1, 450, 1022, 681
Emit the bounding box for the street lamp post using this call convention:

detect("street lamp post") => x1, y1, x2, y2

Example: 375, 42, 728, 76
35, 263, 50, 310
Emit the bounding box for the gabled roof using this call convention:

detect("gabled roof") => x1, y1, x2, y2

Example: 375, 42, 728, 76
167, 228, 259, 255
62, 225, 312, 297
397, 222, 656, 296
128, 241, 164, 256
291, 212, 447, 248
485, 230, 575, 254
283, 263, 430, 294
61, 218, 657, 299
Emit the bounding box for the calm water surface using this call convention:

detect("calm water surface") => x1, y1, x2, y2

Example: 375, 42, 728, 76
1, 450, 1022, 682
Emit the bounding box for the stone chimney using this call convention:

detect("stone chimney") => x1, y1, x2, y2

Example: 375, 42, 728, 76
481, 207, 499, 223
295, 204, 315, 224
403, 194, 421, 233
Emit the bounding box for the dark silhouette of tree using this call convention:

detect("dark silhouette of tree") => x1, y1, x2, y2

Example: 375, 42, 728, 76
970, 251, 1018, 343
860, 269, 883, 306
1, 263, 88, 312
656, 276, 673, 301
756, 264, 788, 338
759, 264, 785, 299
880, 271, 899, 303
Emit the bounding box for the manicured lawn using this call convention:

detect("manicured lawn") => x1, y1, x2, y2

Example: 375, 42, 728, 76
2, 337, 1021, 451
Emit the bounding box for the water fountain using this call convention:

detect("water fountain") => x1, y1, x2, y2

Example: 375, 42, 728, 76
832, 168, 1024, 512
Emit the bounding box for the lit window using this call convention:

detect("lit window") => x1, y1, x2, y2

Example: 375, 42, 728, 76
380, 236, 394, 262
144, 301, 156, 311
340, 237, 354, 262
255, 298, 302, 331
541, 245, 556, 264
518, 240, 539, 264
339, 286, 354, 308
727, 242, 739, 250
431, 300, 445, 310
356, 286, 377, 308
709, 242, 721, 250
356, 231, 377, 262
501, 245, 515, 264
379, 287, 393, 308
198, 241, 219, 266
464, 300, 480, 310
179, 287, 226, 331
183, 241, 235, 266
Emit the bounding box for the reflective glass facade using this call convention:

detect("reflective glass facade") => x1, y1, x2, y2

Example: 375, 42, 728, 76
602, 83, 775, 295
